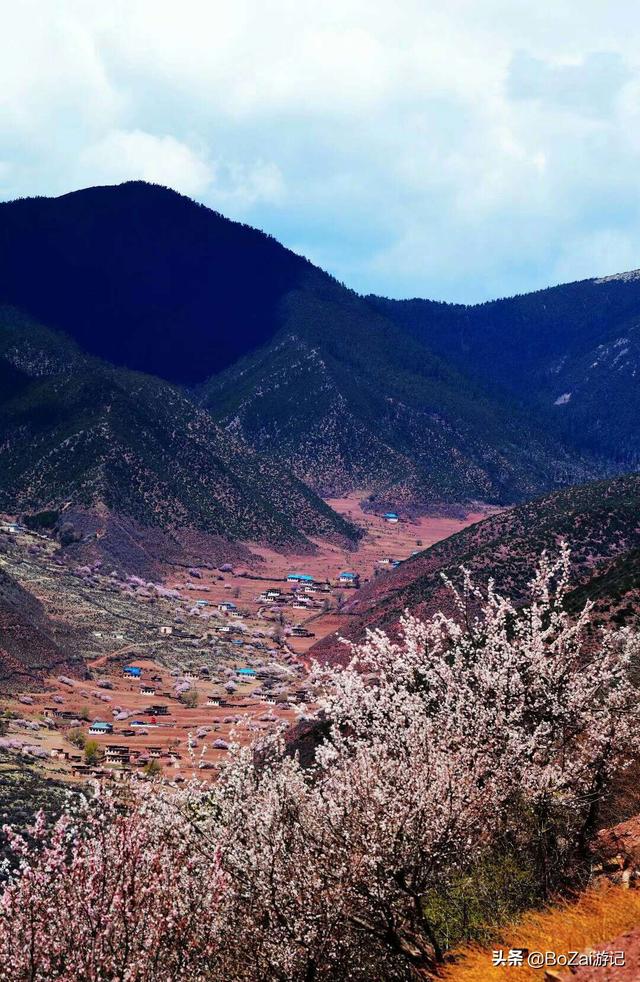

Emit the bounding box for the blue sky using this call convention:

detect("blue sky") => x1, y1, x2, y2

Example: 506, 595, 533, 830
1, 0, 640, 302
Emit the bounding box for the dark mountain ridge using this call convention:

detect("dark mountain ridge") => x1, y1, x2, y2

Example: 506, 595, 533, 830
0, 308, 359, 558
201, 281, 601, 508
372, 273, 640, 467
0, 182, 321, 385
0, 181, 634, 515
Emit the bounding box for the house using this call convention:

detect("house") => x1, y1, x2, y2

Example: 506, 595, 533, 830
159, 626, 173, 636
287, 573, 314, 585
237, 667, 257, 679
104, 744, 131, 765
140, 684, 156, 696
195, 599, 209, 607
0, 522, 23, 534
383, 512, 399, 523
291, 627, 315, 638
377, 557, 395, 566
144, 704, 170, 717
218, 601, 237, 613
338, 571, 360, 588
206, 697, 220, 706
89, 721, 113, 735
123, 665, 142, 678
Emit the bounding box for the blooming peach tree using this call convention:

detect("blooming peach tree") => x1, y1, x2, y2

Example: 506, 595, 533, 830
0, 784, 225, 981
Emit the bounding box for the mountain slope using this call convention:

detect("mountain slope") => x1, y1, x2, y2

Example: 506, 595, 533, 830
0, 563, 84, 693
0, 308, 359, 553
0, 182, 320, 385
372, 274, 640, 468
201, 282, 602, 509
311, 473, 640, 663
0, 182, 607, 511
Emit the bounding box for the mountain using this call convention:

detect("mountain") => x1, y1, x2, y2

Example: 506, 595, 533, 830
310, 473, 640, 664
0, 183, 605, 512
372, 273, 640, 469
0, 181, 319, 385
200, 280, 600, 510
0, 308, 359, 558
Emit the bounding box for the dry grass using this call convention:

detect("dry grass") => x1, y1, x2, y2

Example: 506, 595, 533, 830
440, 884, 640, 980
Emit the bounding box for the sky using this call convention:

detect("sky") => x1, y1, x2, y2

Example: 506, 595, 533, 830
1, 0, 640, 302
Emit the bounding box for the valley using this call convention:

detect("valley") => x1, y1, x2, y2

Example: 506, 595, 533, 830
0, 497, 486, 781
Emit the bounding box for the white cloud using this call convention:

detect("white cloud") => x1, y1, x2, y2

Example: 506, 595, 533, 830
78, 130, 213, 196
1, 0, 640, 300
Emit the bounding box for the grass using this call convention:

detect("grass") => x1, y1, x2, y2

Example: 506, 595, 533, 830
440, 884, 640, 980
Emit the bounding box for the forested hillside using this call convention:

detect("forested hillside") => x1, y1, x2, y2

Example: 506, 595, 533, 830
0, 309, 359, 552
373, 273, 640, 468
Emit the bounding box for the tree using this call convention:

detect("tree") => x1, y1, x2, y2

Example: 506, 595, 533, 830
180, 688, 199, 709
0, 790, 225, 980
83, 740, 101, 766
66, 728, 85, 750
144, 758, 162, 778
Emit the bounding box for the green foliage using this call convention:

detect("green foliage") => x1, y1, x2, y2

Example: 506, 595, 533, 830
84, 740, 101, 766
180, 689, 199, 709
22, 510, 59, 531
422, 851, 541, 952
67, 728, 86, 750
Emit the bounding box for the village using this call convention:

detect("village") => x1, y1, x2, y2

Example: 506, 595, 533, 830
1, 496, 487, 785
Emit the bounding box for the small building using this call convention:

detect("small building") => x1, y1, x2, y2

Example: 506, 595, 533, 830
104, 745, 131, 765
0, 522, 23, 534
287, 573, 314, 585
159, 626, 173, 636
140, 685, 156, 696
195, 599, 209, 607
218, 602, 237, 613
89, 721, 113, 736
145, 704, 170, 716
338, 571, 360, 588
383, 512, 399, 523
123, 665, 142, 678
206, 697, 220, 706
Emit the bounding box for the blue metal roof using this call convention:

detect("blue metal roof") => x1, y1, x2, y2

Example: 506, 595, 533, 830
237, 667, 256, 675
89, 721, 112, 730
339, 571, 357, 578
287, 573, 314, 581
383, 512, 399, 519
